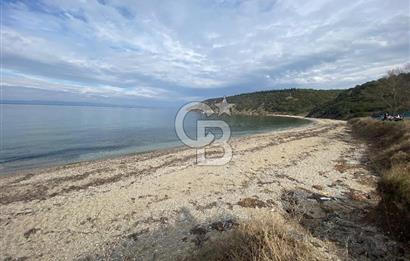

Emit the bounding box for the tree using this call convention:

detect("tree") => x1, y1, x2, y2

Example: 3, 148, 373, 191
367, 64, 410, 114
385, 63, 410, 114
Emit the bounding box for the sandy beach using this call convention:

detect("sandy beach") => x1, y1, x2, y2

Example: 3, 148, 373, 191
0, 118, 404, 260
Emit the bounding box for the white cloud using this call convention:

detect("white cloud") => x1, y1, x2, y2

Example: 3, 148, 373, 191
1, 0, 409, 104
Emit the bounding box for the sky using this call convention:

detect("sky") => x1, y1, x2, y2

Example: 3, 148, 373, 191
1, 0, 409, 107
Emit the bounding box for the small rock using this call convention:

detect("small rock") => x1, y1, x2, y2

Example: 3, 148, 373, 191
312, 184, 324, 190
159, 217, 168, 224
210, 221, 224, 231
127, 228, 149, 241
237, 198, 267, 208
190, 225, 207, 236
209, 219, 238, 232
346, 189, 368, 201
23, 228, 40, 239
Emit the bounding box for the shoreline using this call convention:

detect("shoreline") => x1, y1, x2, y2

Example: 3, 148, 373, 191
2, 117, 403, 260
0, 115, 316, 178
0, 143, 188, 178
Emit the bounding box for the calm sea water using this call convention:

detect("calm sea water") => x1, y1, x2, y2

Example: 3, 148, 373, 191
0, 104, 310, 173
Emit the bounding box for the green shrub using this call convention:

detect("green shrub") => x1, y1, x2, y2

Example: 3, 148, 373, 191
309, 73, 410, 119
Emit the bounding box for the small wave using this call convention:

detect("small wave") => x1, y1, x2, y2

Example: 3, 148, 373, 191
0, 144, 127, 164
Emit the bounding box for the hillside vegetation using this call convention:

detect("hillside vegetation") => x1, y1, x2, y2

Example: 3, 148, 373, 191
309, 72, 410, 119
206, 89, 341, 116
207, 70, 410, 120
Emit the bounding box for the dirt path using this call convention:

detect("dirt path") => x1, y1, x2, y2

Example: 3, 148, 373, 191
0, 119, 406, 260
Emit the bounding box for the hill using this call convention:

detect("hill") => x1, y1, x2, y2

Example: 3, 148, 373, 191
308, 73, 410, 119
205, 89, 342, 116
206, 71, 410, 119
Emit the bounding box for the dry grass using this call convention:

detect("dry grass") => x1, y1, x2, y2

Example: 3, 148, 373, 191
349, 118, 410, 241
185, 214, 328, 261
381, 163, 410, 207
349, 118, 410, 167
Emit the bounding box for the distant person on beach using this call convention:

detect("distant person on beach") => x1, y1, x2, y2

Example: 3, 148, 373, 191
394, 114, 403, 121
382, 113, 389, 121
382, 113, 403, 121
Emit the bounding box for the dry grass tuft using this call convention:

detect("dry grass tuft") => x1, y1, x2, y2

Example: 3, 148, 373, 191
349, 118, 410, 168
185, 214, 327, 261
380, 163, 410, 208
237, 198, 267, 208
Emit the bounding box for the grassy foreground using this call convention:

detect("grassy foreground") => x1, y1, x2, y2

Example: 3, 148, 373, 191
185, 214, 327, 261
349, 118, 410, 241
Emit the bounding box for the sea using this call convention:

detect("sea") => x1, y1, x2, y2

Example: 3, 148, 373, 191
0, 104, 310, 173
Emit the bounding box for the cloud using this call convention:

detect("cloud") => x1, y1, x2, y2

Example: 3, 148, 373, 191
1, 0, 409, 105
1, 71, 191, 101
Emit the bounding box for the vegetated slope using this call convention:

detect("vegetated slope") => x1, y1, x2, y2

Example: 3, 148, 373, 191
206, 73, 409, 119
308, 73, 410, 119
206, 89, 342, 116
349, 118, 410, 241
